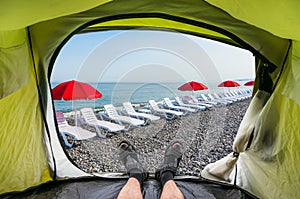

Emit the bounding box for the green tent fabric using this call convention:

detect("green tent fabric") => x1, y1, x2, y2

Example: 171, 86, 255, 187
0, 0, 300, 198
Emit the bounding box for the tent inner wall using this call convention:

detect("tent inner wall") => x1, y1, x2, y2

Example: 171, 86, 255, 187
235, 47, 300, 198
34, 1, 290, 195
0, 29, 30, 98
0, 48, 52, 194
0, 0, 295, 196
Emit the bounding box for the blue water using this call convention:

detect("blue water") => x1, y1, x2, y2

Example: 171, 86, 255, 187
52, 82, 192, 112
51, 80, 252, 112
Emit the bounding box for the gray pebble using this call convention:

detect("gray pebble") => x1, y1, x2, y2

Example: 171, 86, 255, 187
65, 100, 250, 177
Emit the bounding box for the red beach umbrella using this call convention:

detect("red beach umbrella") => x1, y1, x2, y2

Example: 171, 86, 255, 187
178, 81, 208, 91
52, 80, 102, 126
244, 80, 255, 86
52, 80, 102, 100
218, 80, 240, 87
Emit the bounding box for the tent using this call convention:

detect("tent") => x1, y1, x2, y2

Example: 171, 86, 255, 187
1, 1, 299, 198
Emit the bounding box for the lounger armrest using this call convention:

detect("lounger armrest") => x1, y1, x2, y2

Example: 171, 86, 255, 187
163, 112, 176, 120
137, 109, 152, 114
76, 116, 86, 127
98, 112, 109, 120
119, 109, 128, 115
60, 132, 76, 148
173, 101, 180, 106
117, 109, 124, 115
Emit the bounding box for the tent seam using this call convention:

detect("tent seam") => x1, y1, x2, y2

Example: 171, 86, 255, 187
273, 39, 292, 91
27, 27, 57, 180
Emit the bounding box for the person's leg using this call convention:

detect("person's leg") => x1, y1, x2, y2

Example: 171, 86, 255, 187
117, 177, 143, 199
155, 140, 185, 199
117, 140, 148, 199
160, 180, 184, 199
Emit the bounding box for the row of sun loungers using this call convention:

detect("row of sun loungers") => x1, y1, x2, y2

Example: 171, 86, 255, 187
175, 96, 207, 110
122, 102, 161, 122
56, 89, 252, 146
149, 100, 184, 120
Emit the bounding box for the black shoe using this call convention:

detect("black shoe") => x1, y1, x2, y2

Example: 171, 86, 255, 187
118, 140, 148, 182
155, 140, 184, 181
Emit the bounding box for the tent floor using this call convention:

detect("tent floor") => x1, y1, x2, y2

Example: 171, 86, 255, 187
3, 178, 258, 199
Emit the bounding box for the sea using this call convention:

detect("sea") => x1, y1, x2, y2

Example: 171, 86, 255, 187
51, 80, 252, 113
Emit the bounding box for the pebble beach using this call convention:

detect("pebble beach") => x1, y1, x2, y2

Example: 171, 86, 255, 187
65, 99, 250, 177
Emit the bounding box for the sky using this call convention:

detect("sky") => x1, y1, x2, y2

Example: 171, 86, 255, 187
51, 30, 255, 87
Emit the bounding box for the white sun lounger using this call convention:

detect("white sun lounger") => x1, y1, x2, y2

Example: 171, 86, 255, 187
148, 100, 183, 120
80, 108, 125, 138
188, 95, 216, 108
236, 90, 251, 99
238, 90, 250, 99
199, 94, 222, 106
55, 112, 96, 147
221, 92, 239, 102
163, 97, 197, 113
226, 91, 244, 101
183, 96, 213, 109
174, 96, 206, 111
122, 102, 160, 122
104, 104, 146, 128
212, 93, 234, 104
217, 92, 239, 102
207, 93, 232, 105
230, 90, 246, 100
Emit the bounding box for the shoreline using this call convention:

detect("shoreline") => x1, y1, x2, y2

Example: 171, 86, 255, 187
65, 99, 250, 176
62, 101, 150, 118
